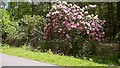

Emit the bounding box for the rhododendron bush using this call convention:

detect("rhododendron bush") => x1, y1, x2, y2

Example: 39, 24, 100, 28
44, 1, 105, 44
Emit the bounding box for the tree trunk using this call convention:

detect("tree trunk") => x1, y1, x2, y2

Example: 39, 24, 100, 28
108, 3, 113, 42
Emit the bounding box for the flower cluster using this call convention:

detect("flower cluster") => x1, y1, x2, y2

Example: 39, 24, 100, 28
44, 1, 105, 42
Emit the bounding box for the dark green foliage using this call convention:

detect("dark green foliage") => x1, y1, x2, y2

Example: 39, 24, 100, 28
115, 32, 120, 43
1, 7, 46, 46
7, 2, 50, 20
92, 43, 120, 66
19, 15, 46, 48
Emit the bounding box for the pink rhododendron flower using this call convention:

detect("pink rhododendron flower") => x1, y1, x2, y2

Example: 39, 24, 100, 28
74, 4, 80, 8
63, 10, 68, 13
102, 32, 105, 34
84, 11, 88, 14
62, 5, 67, 9
71, 24, 77, 28
76, 23, 80, 27
101, 21, 105, 25
96, 34, 98, 36
74, 13, 78, 16
99, 35, 102, 38
64, 21, 69, 27
81, 21, 85, 25
46, 14, 50, 17
71, 9, 76, 13
59, 28, 62, 31
62, 1, 67, 5
58, 30, 61, 33
52, 5, 57, 9
66, 34, 70, 39
95, 27, 99, 32
73, 17, 76, 20
79, 12, 83, 15
68, 27, 71, 30
87, 30, 90, 34
85, 26, 87, 29
78, 26, 83, 30
80, 8, 84, 12
57, 1, 61, 4
94, 15, 98, 20
69, 15, 73, 19
85, 6, 88, 9
77, 15, 82, 19
63, 31, 65, 34
44, 1, 105, 43
68, 4, 72, 7
52, 16, 54, 18
87, 23, 90, 27
54, 25, 58, 29
55, 11, 59, 14
70, 22, 74, 25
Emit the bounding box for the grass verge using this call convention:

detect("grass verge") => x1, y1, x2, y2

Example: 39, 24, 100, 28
0, 45, 107, 66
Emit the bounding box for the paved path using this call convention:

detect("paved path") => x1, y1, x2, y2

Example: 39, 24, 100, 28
0, 53, 56, 66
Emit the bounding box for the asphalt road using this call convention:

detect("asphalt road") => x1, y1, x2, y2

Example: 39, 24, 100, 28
0, 53, 56, 66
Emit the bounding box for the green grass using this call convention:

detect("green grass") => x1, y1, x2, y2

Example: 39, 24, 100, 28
0, 45, 107, 66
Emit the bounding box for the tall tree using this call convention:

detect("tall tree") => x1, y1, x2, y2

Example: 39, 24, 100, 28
7, 2, 51, 20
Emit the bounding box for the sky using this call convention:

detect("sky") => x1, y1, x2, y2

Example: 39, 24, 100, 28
0, 0, 32, 9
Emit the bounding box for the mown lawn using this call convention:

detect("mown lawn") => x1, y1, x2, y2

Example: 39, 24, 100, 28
0, 45, 107, 66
